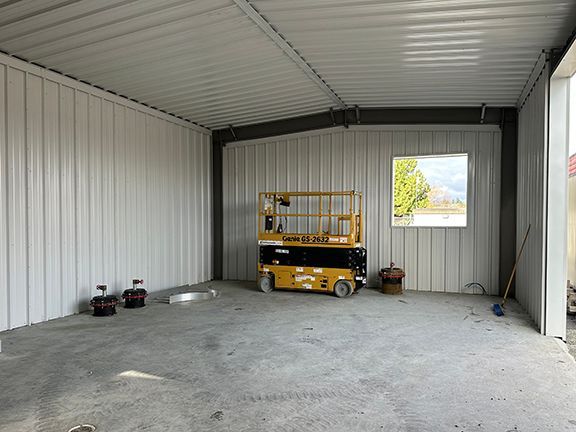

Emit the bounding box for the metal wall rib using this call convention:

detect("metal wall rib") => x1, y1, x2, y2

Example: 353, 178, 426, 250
0, 54, 212, 332
516, 62, 549, 332
222, 125, 501, 294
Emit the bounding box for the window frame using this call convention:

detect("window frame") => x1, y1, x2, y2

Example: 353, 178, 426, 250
391, 152, 470, 229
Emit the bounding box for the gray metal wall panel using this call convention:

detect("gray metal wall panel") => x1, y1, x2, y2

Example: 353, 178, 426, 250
7, 67, 28, 328
0, 64, 7, 330
223, 125, 501, 292
516, 64, 549, 331
27, 73, 46, 324
0, 57, 212, 332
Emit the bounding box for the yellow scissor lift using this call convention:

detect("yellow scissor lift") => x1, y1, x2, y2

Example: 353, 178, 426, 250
257, 191, 367, 298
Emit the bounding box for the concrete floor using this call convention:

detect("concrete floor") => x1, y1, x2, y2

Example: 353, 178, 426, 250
2, 281, 576, 432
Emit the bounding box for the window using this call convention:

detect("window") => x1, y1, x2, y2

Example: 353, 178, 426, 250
393, 154, 468, 227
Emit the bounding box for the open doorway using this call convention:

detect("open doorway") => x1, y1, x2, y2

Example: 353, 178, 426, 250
544, 44, 575, 339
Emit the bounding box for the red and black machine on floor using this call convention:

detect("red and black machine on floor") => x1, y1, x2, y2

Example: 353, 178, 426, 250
122, 279, 148, 308
90, 279, 148, 317
90, 284, 119, 317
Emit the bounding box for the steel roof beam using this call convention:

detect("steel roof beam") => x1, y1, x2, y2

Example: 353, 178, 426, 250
213, 107, 515, 145
232, 0, 346, 110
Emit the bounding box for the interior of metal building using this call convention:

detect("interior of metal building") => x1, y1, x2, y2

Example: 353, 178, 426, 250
2, 1, 576, 431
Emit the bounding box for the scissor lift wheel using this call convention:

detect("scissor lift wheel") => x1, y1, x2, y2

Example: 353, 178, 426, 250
258, 275, 274, 293
333, 280, 353, 298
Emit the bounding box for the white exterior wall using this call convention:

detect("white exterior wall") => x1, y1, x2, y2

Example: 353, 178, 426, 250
516, 62, 549, 332
411, 213, 467, 227
223, 125, 501, 294
0, 54, 212, 331
569, 176, 576, 285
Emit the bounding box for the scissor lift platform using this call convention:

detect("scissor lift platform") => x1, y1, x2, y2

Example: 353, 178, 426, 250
257, 191, 366, 298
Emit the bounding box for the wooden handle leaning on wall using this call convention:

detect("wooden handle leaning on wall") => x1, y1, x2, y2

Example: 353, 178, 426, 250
502, 224, 531, 307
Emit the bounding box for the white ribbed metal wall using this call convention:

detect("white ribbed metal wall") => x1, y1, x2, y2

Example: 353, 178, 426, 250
516, 61, 549, 332
0, 54, 212, 332
223, 125, 501, 293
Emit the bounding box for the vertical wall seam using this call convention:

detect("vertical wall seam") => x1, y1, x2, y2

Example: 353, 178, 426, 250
443, 228, 447, 293
473, 133, 478, 288
87, 95, 92, 298
58, 82, 63, 317
488, 133, 493, 292
24, 71, 30, 326
3, 65, 9, 329
73, 88, 79, 312
244, 144, 249, 276
99, 97, 104, 289
41, 75, 47, 322
541, 65, 550, 335
112, 103, 118, 291
491, 132, 496, 293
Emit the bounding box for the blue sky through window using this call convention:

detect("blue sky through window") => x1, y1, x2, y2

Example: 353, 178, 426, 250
415, 154, 468, 203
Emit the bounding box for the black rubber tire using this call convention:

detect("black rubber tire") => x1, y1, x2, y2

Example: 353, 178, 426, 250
333, 280, 353, 298
258, 275, 274, 293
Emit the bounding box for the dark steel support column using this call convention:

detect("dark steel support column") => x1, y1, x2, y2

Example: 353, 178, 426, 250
499, 108, 518, 297
212, 133, 224, 280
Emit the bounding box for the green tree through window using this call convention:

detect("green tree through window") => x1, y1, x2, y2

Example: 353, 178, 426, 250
393, 159, 431, 217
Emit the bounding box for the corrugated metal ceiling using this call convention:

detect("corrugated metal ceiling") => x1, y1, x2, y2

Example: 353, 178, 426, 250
0, 0, 575, 128
252, 0, 576, 107
0, 0, 334, 128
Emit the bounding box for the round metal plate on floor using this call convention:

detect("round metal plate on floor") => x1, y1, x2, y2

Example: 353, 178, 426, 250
67, 425, 96, 432
155, 288, 220, 304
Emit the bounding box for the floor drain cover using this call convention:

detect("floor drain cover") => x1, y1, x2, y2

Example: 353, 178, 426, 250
68, 425, 96, 432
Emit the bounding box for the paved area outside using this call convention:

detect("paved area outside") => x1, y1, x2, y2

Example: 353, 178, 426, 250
1, 281, 576, 432
566, 314, 576, 358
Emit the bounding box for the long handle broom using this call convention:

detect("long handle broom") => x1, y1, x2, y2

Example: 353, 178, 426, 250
492, 224, 531, 316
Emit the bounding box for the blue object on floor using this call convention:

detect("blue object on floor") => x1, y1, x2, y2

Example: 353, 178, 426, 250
492, 303, 504, 316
